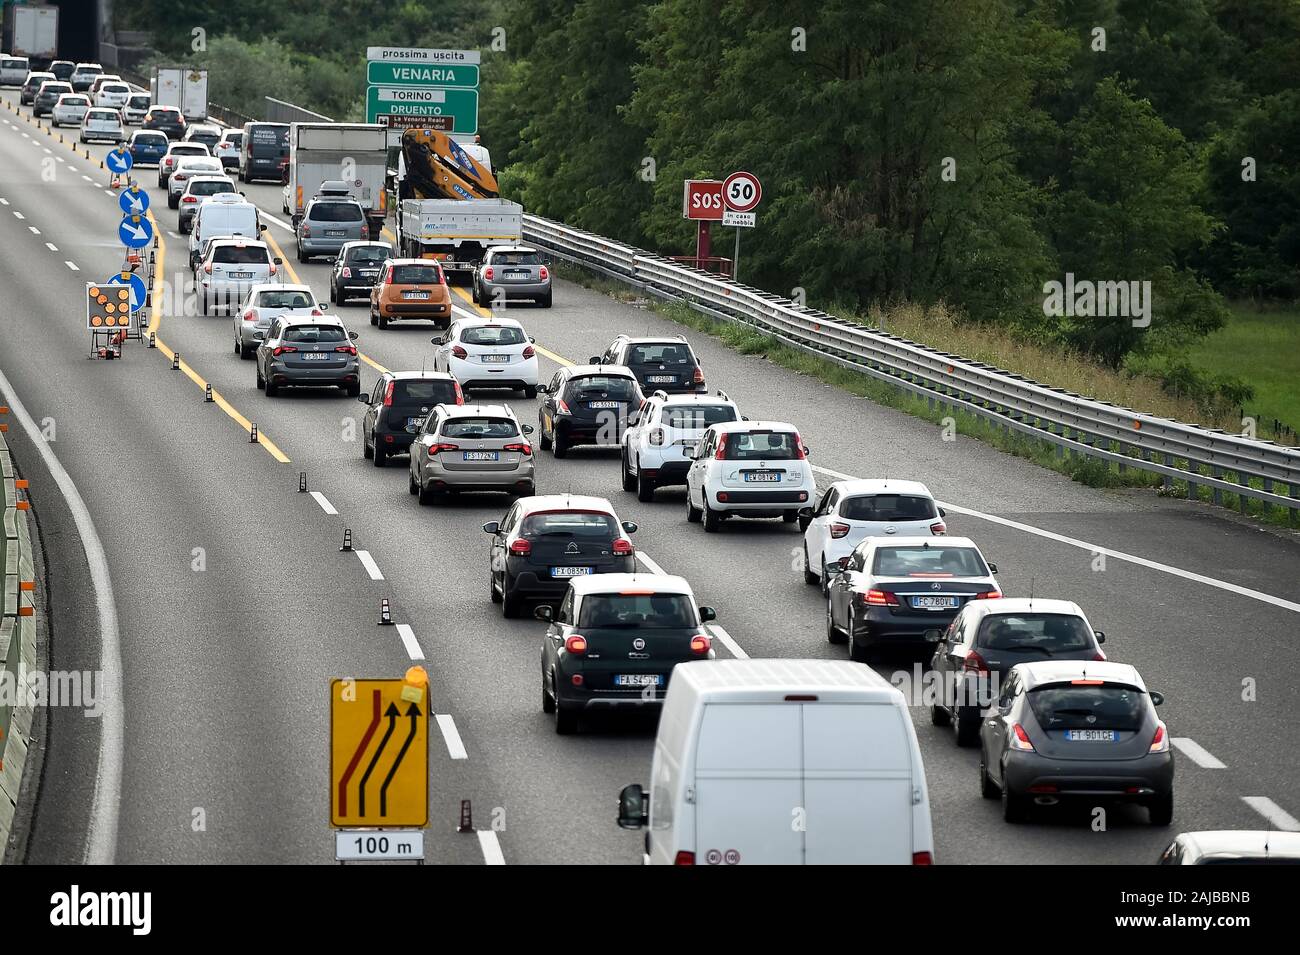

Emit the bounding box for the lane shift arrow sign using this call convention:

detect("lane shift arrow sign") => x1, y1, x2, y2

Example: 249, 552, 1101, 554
380, 703, 422, 817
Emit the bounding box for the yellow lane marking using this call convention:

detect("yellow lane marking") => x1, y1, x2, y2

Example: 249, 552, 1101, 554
147, 217, 291, 463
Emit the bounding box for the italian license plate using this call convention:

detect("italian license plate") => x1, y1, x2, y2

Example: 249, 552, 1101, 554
1065, 729, 1118, 742
230, 271, 253, 279
403, 291, 430, 300
481, 354, 510, 363
504, 269, 529, 279
463, 451, 499, 462
911, 595, 957, 609
406, 417, 422, 431
302, 353, 330, 361
615, 674, 664, 687
588, 401, 619, 409
744, 471, 780, 483
551, 566, 593, 579
326, 230, 346, 237
360, 270, 379, 277
646, 375, 675, 383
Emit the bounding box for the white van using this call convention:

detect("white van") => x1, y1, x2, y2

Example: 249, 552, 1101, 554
617, 659, 935, 865
189, 195, 264, 270
0, 57, 30, 87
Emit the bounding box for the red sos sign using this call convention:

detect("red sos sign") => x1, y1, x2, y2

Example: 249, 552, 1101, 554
682, 180, 725, 221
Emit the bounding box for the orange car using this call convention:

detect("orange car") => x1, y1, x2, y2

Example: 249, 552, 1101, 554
369, 258, 453, 329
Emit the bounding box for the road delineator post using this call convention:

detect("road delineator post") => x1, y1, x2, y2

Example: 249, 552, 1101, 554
340, 528, 353, 552
148, 331, 156, 348
298, 471, 307, 492
204, 383, 214, 403
380, 597, 393, 625
458, 800, 473, 833
171, 352, 180, 370
249, 423, 259, 443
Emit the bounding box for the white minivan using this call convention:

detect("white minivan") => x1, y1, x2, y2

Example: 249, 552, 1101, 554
0, 56, 30, 87
618, 659, 935, 865
189, 194, 264, 270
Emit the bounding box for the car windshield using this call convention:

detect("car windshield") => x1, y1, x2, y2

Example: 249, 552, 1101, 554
721, 430, 800, 460
629, 343, 694, 365
440, 417, 518, 439
212, 246, 269, 265
392, 380, 458, 406
492, 250, 542, 266
461, 325, 526, 346
347, 247, 390, 265
577, 593, 697, 629
391, 264, 441, 284
567, 376, 638, 400
661, 405, 736, 429
841, 494, 937, 522
1028, 685, 1145, 732
977, 614, 1094, 653
103, 84, 129, 93
872, 546, 987, 577
257, 290, 313, 309
308, 202, 363, 222
282, 325, 346, 343
188, 180, 235, 196
520, 512, 617, 540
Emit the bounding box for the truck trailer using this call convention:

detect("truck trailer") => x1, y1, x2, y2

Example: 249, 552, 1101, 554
285, 122, 389, 240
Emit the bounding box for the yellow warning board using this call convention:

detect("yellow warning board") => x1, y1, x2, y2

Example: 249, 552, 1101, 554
330, 671, 428, 828
86, 283, 132, 330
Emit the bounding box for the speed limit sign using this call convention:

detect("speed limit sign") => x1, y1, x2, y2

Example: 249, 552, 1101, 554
722, 171, 762, 213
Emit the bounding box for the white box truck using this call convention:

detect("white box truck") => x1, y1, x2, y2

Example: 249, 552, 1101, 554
150, 66, 208, 121
3, 4, 58, 63
397, 197, 523, 282
617, 659, 936, 865
285, 122, 388, 238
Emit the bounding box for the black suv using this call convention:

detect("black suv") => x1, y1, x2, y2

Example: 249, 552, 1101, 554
331, 242, 395, 304
359, 371, 463, 466
49, 61, 76, 83
143, 106, 186, 140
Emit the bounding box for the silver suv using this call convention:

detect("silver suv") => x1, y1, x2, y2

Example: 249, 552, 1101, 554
256, 316, 361, 397
409, 404, 536, 503
296, 195, 366, 262
472, 246, 552, 308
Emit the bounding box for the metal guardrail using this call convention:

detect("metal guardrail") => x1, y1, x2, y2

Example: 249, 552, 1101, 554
521, 214, 1300, 517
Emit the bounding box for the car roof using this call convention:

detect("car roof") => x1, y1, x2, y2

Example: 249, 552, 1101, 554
865, 535, 978, 549
653, 391, 736, 406
342, 241, 391, 250
167, 142, 208, 150
282, 313, 346, 327
829, 478, 933, 497
189, 123, 220, 131
568, 572, 694, 597
670, 659, 906, 702
615, 336, 692, 347
517, 494, 618, 516
150, 105, 182, 112
963, 598, 1084, 619
565, 364, 637, 378
384, 258, 442, 266
1011, 660, 1145, 690
1175, 831, 1300, 860
488, 245, 539, 254
185, 175, 235, 184
209, 237, 268, 249
439, 403, 517, 419
455, 315, 524, 330
708, 419, 799, 434
200, 195, 255, 209
28, 72, 54, 79
249, 283, 311, 295
388, 370, 456, 381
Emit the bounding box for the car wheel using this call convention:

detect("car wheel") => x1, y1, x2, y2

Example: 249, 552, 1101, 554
167, 194, 178, 209
620, 449, 636, 492
373, 446, 386, 468
363, 435, 373, 459
636, 463, 655, 503
408, 467, 419, 495
802, 545, 818, 585
255, 364, 265, 390
201, 293, 210, 316
1002, 782, 1029, 823
541, 671, 555, 713
51, 119, 58, 128
538, 422, 552, 450
1148, 793, 1173, 827
540, 290, 553, 308
555, 706, 578, 735
378, 313, 390, 330
979, 752, 999, 799
552, 431, 568, 458
702, 499, 720, 533
523, 385, 537, 400
265, 379, 279, 397
345, 382, 361, 398
328, 283, 335, 304
501, 574, 523, 619
930, 702, 951, 726
782, 509, 798, 523
233, 338, 241, 356
369, 306, 378, 327
825, 598, 847, 645
296, 245, 306, 264
847, 610, 869, 662
686, 488, 702, 523
953, 711, 980, 747
490, 570, 503, 604
417, 480, 438, 506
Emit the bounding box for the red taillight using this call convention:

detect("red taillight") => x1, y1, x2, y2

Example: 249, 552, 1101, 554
692, 366, 704, 384
648, 428, 665, 446
930, 522, 946, 535
714, 434, 727, 460
565, 635, 587, 655
300, 223, 311, 237
963, 650, 989, 674
383, 381, 394, 406
335, 345, 357, 355
556, 398, 572, 415
1149, 722, 1169, 753
864, 589, 900, 606
571, 674, 584, 686
1010, 723, 1036, 751
203, 264, 212, 274
182, 195, 197, 203
1028, 785, 1059, 794
1093, 650, 1107, 661
716, 491, 729, 502
522, 345, 535, 359
912, 851, 934, 866
539, 266, 549, 281
673, 851, 695, 866
973, 590, 1001, 599
438, 268, 447, 286
428, 442, 460, 455
272, 345, 297, 356
792, 433, 806, 460
242, 309, 256, 323
453, 381, 465, 405
310, 308, 322, 315
341, 266, 352, 278
483, 266, 493, 280
829, 523, 850, 539
509, 538, 531, 556
503, 442, 532, 456
612, 539, 634, 555
690, 634, 710, 656
451, 345, 468, 359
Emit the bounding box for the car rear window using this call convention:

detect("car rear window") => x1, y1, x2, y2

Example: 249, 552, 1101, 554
102, 84, 129, 93
720, 430, 799, 460
460, 325, 526, 346
872, 546, 987, 577
86, 110, 118, 121
1027, 685, 1145, 732
247, 124, 288, 155
134, 133, 167, 145
440, 417, 518, 439
308, 201, 363, 222
189, 131, 220, 143
628, 343, 694, 365
347, 246, 390, 265
492, 251, 542, 266
212, 246, 270, 265
40, 83, 71, 95
257, 290, 313, 309
566, 376, 639, 401
150, 108, 181, 118
390, 264, 441, 284
188, 180, 235, 197
128, 95, 150, 107
840, 494, 937, 522
661, 405, 736, 429
172, 145, 207, 155
520, 511, 617, 540
283, 325, 346, 343
977, 614, 1094, 653
577, 593, 696, 629
392, 380, 458, 406
62, 96, 90, 107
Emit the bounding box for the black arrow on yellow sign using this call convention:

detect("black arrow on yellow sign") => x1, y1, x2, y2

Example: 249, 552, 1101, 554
358, 703, 400, 818
380, 703, 422, 817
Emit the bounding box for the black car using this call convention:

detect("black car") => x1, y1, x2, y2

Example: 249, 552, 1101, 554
331, 242, 394, 304
32, 81, 72, 117
143, 106, 186, 140
49, 61, 76, 83
537, 365, 643, 458
183, 123, 222, 149
929, 599, 1106, 746
20, 72, 53, 105
596, 335, 705, 394
483, 495, 637, 618
359, 371, 463, 466
535, 574, 716, 734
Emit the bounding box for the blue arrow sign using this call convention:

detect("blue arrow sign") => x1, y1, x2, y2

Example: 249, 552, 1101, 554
118, 184, 150, 215
118, 214, 153, 249
106, 147, 133, 174
107, 272, 148, 313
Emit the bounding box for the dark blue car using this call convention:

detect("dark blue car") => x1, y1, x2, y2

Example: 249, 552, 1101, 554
128, 131, 169, 167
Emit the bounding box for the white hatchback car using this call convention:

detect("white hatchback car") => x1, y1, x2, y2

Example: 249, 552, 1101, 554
620, 390, 741, 501
93, 82, 132, 110
232, 284, 322, 359
199, 239, 281, 315
122, 92, 151, 124
684, 420, 816, 531
79, 107, 124, 143
167, 157, 225, 207
431, 316, 539, 397
801, 479, 946, 592
50, 93, 91, 127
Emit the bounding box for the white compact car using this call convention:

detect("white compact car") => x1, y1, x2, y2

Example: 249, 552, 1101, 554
232, 284, 322, 359
199, 239, 281, 315
684, 420, 816, 532
79, 107, 124, 143
431, 316, 539, 398
801, 479, 946, 592
93, 81, 132, 110
167, 157, 225, 207
621, 390, 740, 501
50, 93, 91, 127
122, 92, 150, 124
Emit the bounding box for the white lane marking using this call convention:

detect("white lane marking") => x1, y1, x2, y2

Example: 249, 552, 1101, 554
809, 464, 1300, 615
45, 242, 57, 252
259, 210, 295, 233
477, 830, 506, 865
355, 549, 384, 580
103, 190, 115, 197
1171, 738, 1227, 769
0, 197, 8, 205
707, 623, 749, 660
12, 210, 23, 219
436, 714, 468, 759
81, 174, 93, 182
42, 147, 50, 154
1242, 796, 1300, 831
168, 231, 181, 239
64, 261, 79, 271
0, 369, 124, 864
635, 551, 665, 575
309, 490, 337, 515
27, 226, 39, 235
395, 623, 424, 660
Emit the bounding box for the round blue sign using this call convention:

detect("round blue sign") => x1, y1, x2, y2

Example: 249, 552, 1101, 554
118, 214, 154, 249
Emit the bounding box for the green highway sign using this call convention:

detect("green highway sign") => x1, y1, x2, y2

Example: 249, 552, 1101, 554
367, 61, 479, 88
366, 87, 479, 134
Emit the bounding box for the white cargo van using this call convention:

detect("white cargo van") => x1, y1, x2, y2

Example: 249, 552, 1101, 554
188, 195, 264, 270
618, 659, 935, 865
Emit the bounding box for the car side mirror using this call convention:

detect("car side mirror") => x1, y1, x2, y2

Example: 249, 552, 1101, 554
273, 257, 283, 265
617, 784, 648, 830
481, 521, 500, 535
741, 416, 749, 421
1094, 630, 1105, 644
259, 223, 267, 231
988, 562, 998, 575
621, 521, 638, 534
797, 507, 813, 532
587, 356, 600, 364
1149, 691, 1164, 707
349, 331, 359, 341
318, 302, 328, 309
939, 507, 947, 517
533, 605, 554, 623
838, 556, 851, 571
535, 384, 548, 395
699, 607, 717, 623
529, 336, 536, 344
686, 443, 699, 458
522, 424, 535, 435
922, 628, 944, 643
802, 445, 811, 457
357, 394, 369, 404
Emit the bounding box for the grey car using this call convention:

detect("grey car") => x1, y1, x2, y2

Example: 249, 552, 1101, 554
256, 316, 361, 397
472, 246, 552, 308
296, 197, 366, 262
408, 404, 536, 503
979, 660, 1172, 825
33, 81, 73, 117
330, 241, 394, 304
177, 175, 236, 232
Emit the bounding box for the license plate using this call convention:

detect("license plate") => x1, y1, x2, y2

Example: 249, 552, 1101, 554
462, 451, 499, 461
1065, 729, 1118, 742
646, 375, 675, 383
302, 353, 330, 361
588, 401, 619, 409
360, 270, 379, 277
911, 595, 958, 609
743, 471, 780, 483
405, 417, 422, 431
403, 291, 430, 300
551, 566, 593, 579
504, 269, 529, 278
230, 271, 253, 279
614, 674, 664, 687
481, 354, 510, 364
325, 230, 346, 237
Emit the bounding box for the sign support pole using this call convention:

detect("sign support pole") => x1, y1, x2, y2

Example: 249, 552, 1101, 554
733, 228, 741, 281
696, 221, 711, 266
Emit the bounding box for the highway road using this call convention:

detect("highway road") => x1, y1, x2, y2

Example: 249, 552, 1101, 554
0, 88, 1297, 865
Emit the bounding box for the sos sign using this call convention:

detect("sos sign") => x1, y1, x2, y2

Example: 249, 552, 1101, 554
682, 180, 725, 221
